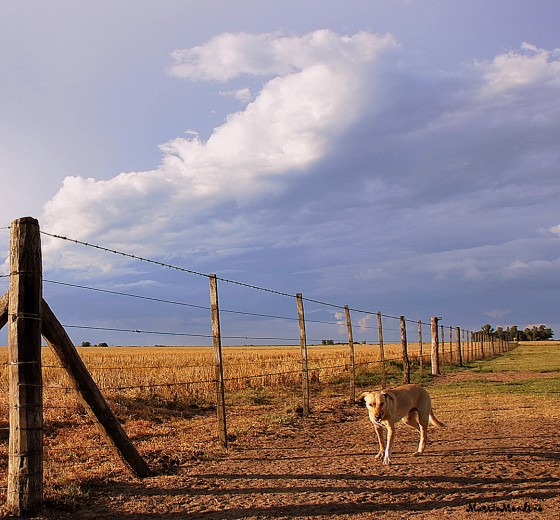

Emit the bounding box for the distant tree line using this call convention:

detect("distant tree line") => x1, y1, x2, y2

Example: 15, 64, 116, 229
81, 341, 109, 347
479, 324, 554, 341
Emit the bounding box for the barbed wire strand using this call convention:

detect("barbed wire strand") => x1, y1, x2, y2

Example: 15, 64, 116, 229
44, 279, 330, 325
40, 231, 444, 325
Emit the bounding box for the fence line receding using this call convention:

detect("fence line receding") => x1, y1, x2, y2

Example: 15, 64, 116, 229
0, 216, 518, 515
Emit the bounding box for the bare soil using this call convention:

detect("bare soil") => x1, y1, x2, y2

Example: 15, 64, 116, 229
3, 370, 559, 519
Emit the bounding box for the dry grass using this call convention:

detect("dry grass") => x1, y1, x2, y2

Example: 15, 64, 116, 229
1, 342, 428, 410
0, 339, 482, 431
0, 339, 509, 511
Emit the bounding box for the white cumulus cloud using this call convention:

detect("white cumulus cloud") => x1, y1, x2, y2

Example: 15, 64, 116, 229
41, 32, 560, 291
477, 43, 560, 98
42, 30, 399, 269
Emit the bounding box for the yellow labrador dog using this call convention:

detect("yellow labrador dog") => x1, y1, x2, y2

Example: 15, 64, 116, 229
357, 384, 446, 465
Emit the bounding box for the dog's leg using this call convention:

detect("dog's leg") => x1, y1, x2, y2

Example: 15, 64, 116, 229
383, 424, 394, 465
374, 424, 385, 460
414, 412, 430, 456
402, 411, 420, 432
402, 411, 426, 455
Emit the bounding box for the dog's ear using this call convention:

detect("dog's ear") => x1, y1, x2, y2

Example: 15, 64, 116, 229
381, 391, 394, 401
356, 391, 369, 403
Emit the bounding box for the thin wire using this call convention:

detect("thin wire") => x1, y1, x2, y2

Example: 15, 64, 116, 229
41, 231, 209, 278
41, 231, 296, 298
102, 378, 216, 391
44, 279, 209, 311
44, 278, 301, 322
40, 231, 457, 328
40, 232, 410, 318
62, 323, 305, 343
44, 278, 418, 332
63, 324, 212, 338
41, 357, 402, 393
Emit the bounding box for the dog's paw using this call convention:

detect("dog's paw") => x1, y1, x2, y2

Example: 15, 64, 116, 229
382, 458, 392, 466
375, 452, 384, 460
413, 451, 423, 457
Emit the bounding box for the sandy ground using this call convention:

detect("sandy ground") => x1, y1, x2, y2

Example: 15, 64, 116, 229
1, 369, 559, 519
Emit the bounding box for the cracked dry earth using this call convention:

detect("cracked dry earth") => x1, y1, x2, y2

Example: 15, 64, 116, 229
24, 369, 559, 520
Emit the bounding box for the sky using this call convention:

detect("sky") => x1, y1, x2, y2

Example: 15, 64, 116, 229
1, 0, 559, 346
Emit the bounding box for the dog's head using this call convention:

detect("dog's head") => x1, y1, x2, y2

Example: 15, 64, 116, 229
356, 390, 393, 424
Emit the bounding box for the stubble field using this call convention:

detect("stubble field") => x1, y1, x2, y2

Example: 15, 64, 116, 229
0, 342, 558, 518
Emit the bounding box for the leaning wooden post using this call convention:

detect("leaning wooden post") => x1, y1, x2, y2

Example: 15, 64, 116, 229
344, 305, 356, 402
0, 291, 8, 330
377, 312, 386, 388
209, 275, 228, 448
456, 326, 463, 367
296, 293, 310, 416
431, 317, 440, 375
400, 316, 410, 384
418, 320, 424, 376
7, 217, 43, 516
41, 300, 151, 477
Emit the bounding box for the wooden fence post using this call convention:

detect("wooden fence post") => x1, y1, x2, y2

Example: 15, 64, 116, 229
209, 275, 228, 447
377, 312, 386, 388
448, 326, 453, 364
296, 293, 310, 416
344, 305, 356, 402
400, 316, 410, 384
440, 324, 445, 365
7, 217, 43, 516
431, 317, 440, 375
456, 326, 463, 367
418, 320, 424, 376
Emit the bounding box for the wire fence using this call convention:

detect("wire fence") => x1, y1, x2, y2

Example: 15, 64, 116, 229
0, 220, 518, 510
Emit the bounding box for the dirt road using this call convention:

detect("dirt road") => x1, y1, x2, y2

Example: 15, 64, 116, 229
24, 370, 559, 519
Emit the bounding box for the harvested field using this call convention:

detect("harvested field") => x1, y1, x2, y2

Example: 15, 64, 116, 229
0, 343, 558, 519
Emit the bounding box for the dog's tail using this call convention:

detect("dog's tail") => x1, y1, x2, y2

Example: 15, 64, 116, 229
429, 410, 447, 429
